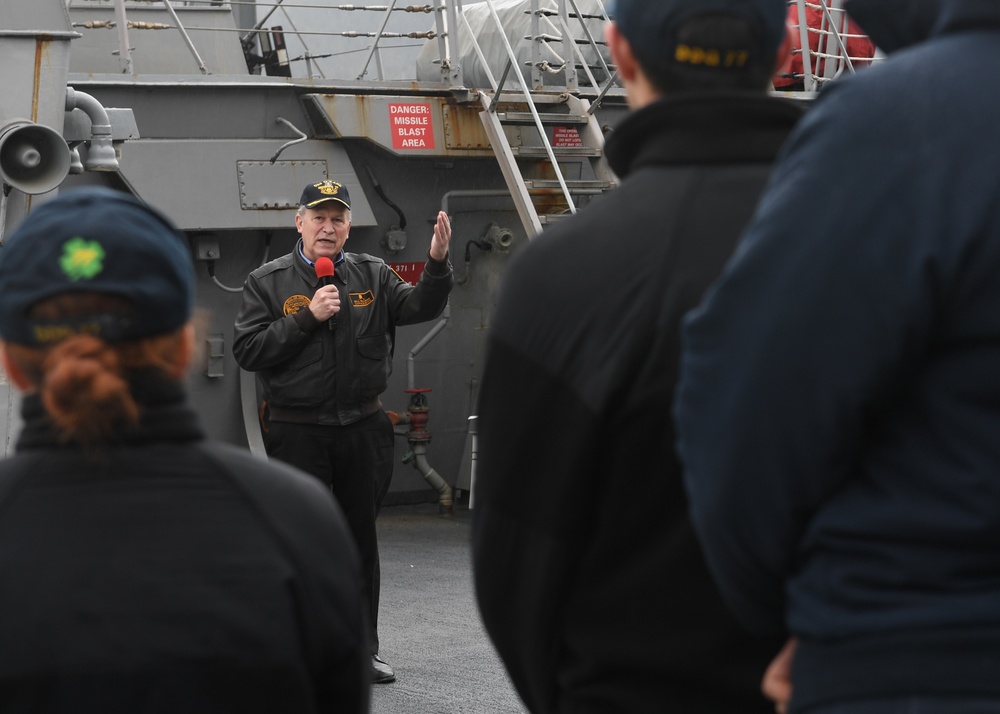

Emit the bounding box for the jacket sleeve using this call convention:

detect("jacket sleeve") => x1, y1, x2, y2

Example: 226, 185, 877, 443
233, 271, 318, 371
472, 256, 601, 713
385, 253, 454, 326
673, 80, 951, 636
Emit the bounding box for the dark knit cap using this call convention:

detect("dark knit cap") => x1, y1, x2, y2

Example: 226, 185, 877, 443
0, 187, 194, 345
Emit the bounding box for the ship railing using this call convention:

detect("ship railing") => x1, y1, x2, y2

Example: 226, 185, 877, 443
783, 0, 883, 93
79, 1, 618, 88
71, 0, 196, 74
74, 0, 881, 93
465, 0, 613, 219
72, 0, 442, 79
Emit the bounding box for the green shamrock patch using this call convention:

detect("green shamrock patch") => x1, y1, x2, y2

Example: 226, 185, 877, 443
60, 237, 105, 281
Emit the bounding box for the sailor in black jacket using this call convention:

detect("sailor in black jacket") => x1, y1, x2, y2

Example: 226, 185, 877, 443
472, 1, 800, 712
0, 187, 369, 713
675, 1, 1000, 711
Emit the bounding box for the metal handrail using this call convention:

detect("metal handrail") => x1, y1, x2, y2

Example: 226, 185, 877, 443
567, 0, 612, 84
113, 0, 133, 73
790, 0, 882, 90
160, 0, 211, 73
357, 0, 398, 79
462, 8, 498, 90
95, 0, 884, 96
479, 0, 576, 216
816, 0, 856, 78
93, 0, 621, 92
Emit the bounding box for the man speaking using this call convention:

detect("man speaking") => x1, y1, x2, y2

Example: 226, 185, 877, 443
234, 179, 453, 684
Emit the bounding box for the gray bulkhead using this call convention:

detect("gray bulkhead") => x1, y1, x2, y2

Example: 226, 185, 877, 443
0, 0, 631, 503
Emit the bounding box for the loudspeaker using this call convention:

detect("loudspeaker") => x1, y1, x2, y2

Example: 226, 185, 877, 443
0, 121, 71, 195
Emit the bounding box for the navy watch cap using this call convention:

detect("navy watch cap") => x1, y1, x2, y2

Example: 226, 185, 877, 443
0, 187, 195, 346
606, 0, 788, 67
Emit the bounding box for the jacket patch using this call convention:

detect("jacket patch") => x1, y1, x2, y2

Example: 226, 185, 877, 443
350, 290, 375, 308
283, 295, 311, 315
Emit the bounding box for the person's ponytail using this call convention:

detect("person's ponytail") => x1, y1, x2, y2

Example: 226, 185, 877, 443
40, 334, 140, 447
4, 292, 190, 448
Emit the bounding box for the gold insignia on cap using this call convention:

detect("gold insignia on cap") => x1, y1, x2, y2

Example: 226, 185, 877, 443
33, 322, 101, 344
314, 180, 342, 196
674, 44, 749, 68
283, 295, 311, 315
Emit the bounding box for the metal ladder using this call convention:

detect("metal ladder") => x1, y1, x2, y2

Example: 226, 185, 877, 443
436, 0, 618, 238
479, 87, 612, 237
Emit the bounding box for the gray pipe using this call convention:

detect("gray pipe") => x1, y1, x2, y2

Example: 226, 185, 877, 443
466, 414, 478, 509
401, 301, 451, 510
412, 442, 453, 514
65, 88, 119, 172
407, 303, 450, 389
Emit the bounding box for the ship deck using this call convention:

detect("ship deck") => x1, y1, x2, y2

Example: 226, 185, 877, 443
372, 501, 526, 713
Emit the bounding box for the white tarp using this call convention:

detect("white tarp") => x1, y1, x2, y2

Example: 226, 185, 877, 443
415, 0, 612, 89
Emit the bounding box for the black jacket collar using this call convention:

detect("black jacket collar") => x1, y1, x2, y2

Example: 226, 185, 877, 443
16, 370, 205, 451
604, 92, 803, 179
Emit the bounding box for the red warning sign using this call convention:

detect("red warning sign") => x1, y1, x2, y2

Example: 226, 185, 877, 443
388, 261, 425, 286
552, 126, 584, 148
389, 103, 435, 150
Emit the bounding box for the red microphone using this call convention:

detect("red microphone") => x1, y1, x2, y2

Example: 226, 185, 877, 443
314, 256, 336, 331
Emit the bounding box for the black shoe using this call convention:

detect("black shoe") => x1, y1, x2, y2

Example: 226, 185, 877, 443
371, 654, 395, 684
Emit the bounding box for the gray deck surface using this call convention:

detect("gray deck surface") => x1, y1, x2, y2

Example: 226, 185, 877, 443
371, 502, 528, 714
